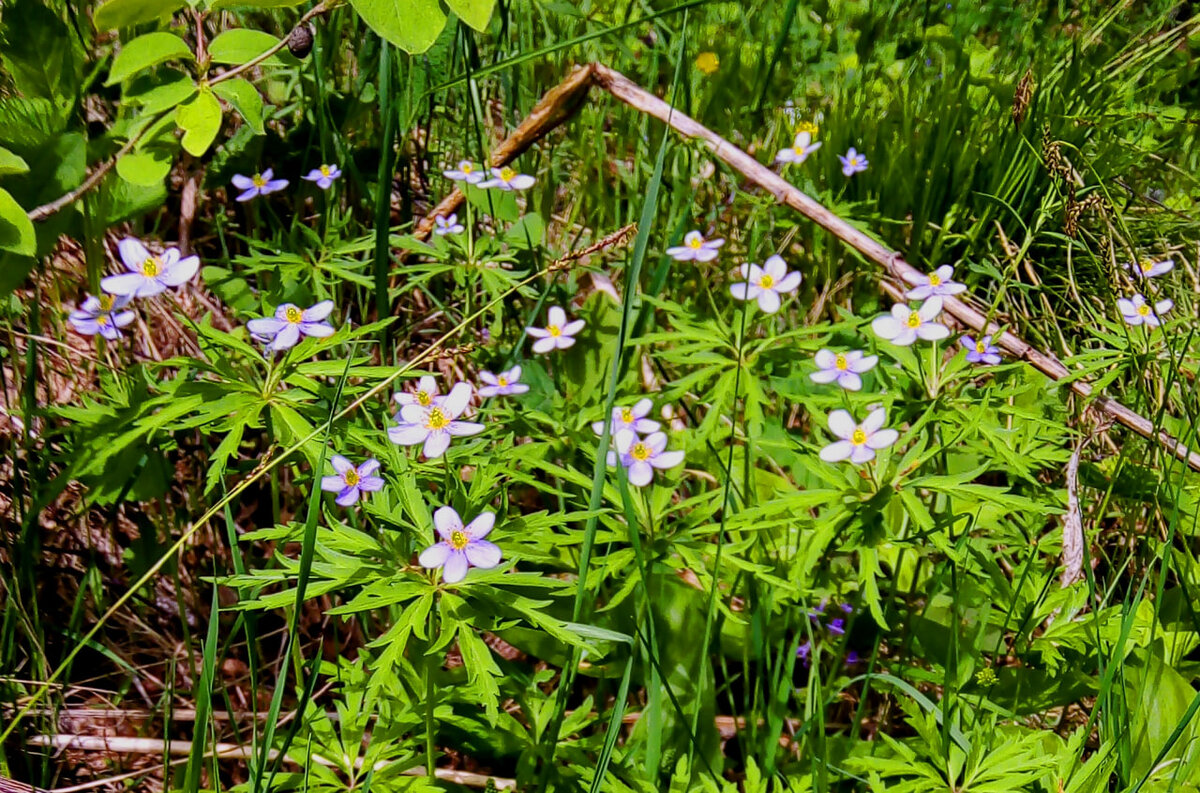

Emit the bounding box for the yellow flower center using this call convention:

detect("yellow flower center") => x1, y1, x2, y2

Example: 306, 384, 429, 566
695, 52, 720, 74
1138, 304, 1150, 316
285, 306, 303, 323
97, 314, 110, 326
462, 163, 473, 174
343, 468, 359, 486
1141, 259, 1154, 273
796, 121, 819, 136
835, 354, 848, 371
252, 174, 266, 188
548, 324, 561, 337
417, 390, 431, 406
621, 408, 634, 424
976, 341, 987, 353
631, 443, 651, 461
497, 376, 508, 387
140, 257, 161, 277
851, 428, 867, 445
928, 273, 941, 286
500, 167, 516, 181
688, 236, 703, 249
906, 311, 922, 329
99, 295, 114, 311
759, 274, 775, 289
449, 530, 469, 550
427, 407, 449, 430
320, 165, 331, 177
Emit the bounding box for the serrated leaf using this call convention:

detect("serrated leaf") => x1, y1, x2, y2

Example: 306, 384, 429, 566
0, 147, 29, 176
175, 88, 222, 156
93, 0, 185, 29
0, 187, 35, 256
211, 78, 264, 135
445, 0, 494, 32
106, 32, 193, 86
348, 0, 445, 54
208, 30, 295, 66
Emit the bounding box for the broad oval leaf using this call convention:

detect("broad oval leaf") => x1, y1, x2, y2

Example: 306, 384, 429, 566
124, 68, 197, 114
106, 32, 193, 86
208, 29, 295, 66
444, 0, 494, 32
175, 88, 222, 156
0, 146, 29, 176
0, 187, 36, 256
211, 78, 264, 135
348, 0, 445, 54
93, 0, 185, 30
116, 147, 173, 186
210, 0, 307, 8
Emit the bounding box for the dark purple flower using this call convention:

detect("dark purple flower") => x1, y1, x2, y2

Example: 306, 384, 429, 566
828, 618, 846, 636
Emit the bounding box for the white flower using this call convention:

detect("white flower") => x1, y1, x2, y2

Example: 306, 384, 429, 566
610, 429, 684, 487
478, 366, 529, 398
1118, 294, 1173, 328
387, 382, 484, 459
68, 293, 135, 340
819, 407, 899, 464
809, 349, 878, 391
478, 166, 535, 190
1128, 258, 1174, 279
434, 213, 465, 235
444, 160, 484, 184
871, 297, 950, 346
904, 265, 966, 300
592, 398, 660, 437
101, 238, 199, 298
666, 230, 725, 262
729, 255, 802, 313
526, 306, 584, 353
245, 301, 335, 351
776, 130, 822, 164
394, 375, 444, 409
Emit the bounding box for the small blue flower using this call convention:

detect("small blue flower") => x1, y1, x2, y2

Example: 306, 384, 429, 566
102, 238, 199, 298
232, 169, 289, 202
246, 301, 335, 351
303, 164, 342, 190
69, 293, 135, 340
434, 213, 465, 236
961, 335, 1002, 365
838, 147, 869, 177
320, 455, 384, 506
418, 506, 502, 583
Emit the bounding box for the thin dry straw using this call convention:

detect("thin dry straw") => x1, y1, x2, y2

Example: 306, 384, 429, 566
416, 61, 1200, 473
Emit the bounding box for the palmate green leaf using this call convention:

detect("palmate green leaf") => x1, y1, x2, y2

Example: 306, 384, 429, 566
105, 32, 193, 85
348, 0, 445, 54
94, 0, 185, 29
211, 78, 265, 135
0, 187, 36, 257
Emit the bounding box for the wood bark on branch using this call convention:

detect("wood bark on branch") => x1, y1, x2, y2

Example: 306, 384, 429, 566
417, 62, 1200, 473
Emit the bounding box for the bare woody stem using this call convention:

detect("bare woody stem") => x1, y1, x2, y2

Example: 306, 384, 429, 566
416, 61, 1200, 473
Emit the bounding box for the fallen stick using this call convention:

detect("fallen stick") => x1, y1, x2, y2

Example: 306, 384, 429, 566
418, 62, 1200, 472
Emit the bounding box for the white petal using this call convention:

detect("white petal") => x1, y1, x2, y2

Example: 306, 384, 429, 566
330, 455, 353, 474
532, 337, 556, 354
917, 323, 950, 341
303, 300, 335, 321
757, 289, 782, 314
763, 255, 787, 280
814, 349, 837, 369
562, 319, 585, 335
419, 543, 451, 569
819, 440, 854, 462
849, 354, 878, 373
862, 407, 887, 434
160, 255, 199, 286
866, 428, 899, 450
774, 272, 802, 293
442, 382, 473, 417
422, 432, 451, 458
627, 460, 654, 487
809, 369, 841, 384
465, 540, 502, 568
548, 306, 567, 327
918, 296, 944, 321
465, 511, 495, 540
442, 552, 469, 583
827, 409, 856, 440
849, 445, 876, 464
650, 450, 684, 470
838, 372, 862, 391
872, 315, 903, 340
934, 265, 955, 281
388, 423, 428, 446
118, 238, 150, 271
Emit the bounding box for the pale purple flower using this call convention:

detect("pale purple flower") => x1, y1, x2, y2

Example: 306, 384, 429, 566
776, 130, 821, 164
838, 147, 868, 177
729, 255, 802, 314
871, 297, 950, 346
904, 265, 967, 300
444, 160, 485, 184
302, 164, 342, 190
478, 366, 529, 398
796, 642, 811, 662
231, 168, 288, 201
320, 455, 384, 507
592, 397, 660, 437
246, 301, 335, 351
435, 213, 465, 236
666, 230, 724, 262
819, 407, 900, 465
526, 306, 584, 354
610, 429, 684, 487
388, 382, 483, 459
101, 238, 199, 298
394, 376, 445, 409
810, 349, 878, 391
68, 293, 135, 340
1119, 294, 1174, 328
961, 335, 1001, 365
478, 166, 535, 190
418, 506, 501, 584
1128, 258, 1174, 279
